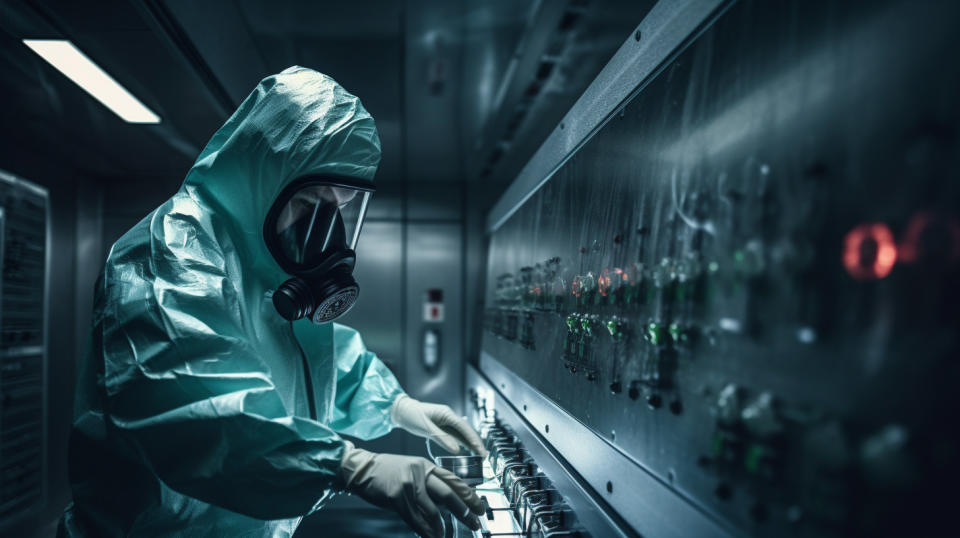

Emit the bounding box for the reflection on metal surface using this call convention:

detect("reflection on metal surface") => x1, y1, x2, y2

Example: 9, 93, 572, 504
467, 373, 619, 538
437, 455, 485, 486
465, 0, 656, 185
406, 224, 463, 419
660, 49, 835, 163
481, 0, 960, 536
486, 0, 728, 232
0, 170, 49, 528
476, 355, 731, 538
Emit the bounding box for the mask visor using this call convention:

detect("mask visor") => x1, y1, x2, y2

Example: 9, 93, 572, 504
272, 185, 371, 268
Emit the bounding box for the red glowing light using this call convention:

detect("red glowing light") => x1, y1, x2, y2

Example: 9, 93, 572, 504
597, 269, 612, 297
843, 223, 897, 280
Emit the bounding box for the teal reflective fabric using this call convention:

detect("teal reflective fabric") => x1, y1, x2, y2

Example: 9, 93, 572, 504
60, 67, 403, 538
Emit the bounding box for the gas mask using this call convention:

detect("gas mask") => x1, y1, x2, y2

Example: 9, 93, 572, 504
263, 176, 373, 323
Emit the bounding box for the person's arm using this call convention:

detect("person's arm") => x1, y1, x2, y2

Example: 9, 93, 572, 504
101, 209, 346, 519
327, 323, 404, 439
322, 325, 485, 455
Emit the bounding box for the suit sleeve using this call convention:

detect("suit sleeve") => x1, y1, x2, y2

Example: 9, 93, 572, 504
100, 208, 345, 520
328, 323, 404, 440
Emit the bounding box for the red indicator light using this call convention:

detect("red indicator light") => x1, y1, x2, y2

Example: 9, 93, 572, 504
843, 223, 897, 280
597, 269, 612, 297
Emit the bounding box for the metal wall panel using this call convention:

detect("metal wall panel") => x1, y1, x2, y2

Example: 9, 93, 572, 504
404, 0, 464, 184
481, 0, 960, 536
339, 221, 406, 381
405, 223, 464, 422
0, 170, 49, 528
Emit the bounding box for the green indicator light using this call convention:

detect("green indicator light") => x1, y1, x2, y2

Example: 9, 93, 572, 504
606, 319, 622, 338
745, 444, 764, 474
708, 261, 719, 273
669, 322, 683, 343
647, 322, 665, 346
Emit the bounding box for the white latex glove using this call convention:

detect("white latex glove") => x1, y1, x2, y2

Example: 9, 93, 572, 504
340, 444, 484, 538
391, 394, 487, 456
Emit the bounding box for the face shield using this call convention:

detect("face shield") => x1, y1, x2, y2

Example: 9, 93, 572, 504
264, 176, 375, 323
271, 184, 371, 269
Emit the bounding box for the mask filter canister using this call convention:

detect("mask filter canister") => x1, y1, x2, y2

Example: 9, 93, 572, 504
272, 265, 359, 323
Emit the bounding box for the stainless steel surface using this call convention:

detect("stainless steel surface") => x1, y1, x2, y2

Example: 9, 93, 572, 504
405, 223, 465, 420
466, 364, 637, 538
0, 162, 86, 536
469, 0, 569, 171
4, 0, 955, 536
336, 221, 407, 457
479, 353, 734, 538
340, 222, 406, 374
486, 0, 728, 232
404, 0, 463, 185
463, 0, 657, 193
481, 0, 960, 536
0, 169, 50, 528
436, 455, 485, 486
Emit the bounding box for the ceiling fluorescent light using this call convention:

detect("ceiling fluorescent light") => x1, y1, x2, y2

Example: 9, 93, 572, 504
23, 39, 160, 124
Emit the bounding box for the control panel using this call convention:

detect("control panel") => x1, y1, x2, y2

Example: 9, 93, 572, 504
480, 0, 960, 536
462, 367, 642, 538
476, 418, 587, 538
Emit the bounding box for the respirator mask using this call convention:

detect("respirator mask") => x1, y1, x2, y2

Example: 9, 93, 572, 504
263, 175, 373, 324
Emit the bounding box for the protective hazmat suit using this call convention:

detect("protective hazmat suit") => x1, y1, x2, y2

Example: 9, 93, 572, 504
59, 67, 483, 538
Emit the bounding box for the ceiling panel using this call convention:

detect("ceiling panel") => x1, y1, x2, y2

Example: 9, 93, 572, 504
0, 0, 229, 184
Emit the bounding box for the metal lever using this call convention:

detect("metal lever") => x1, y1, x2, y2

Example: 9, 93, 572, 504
518, 487, 555, 532
510, 477, 541, 527
500, 461, 530, 485
509, 476, 542, 505
527, 508, 568, 536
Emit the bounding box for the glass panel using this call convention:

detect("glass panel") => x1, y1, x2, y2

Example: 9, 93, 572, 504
273, 186, 371, 266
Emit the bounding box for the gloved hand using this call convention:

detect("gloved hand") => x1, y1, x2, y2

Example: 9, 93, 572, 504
391, 394, 487, 456
340, 444, 484, 538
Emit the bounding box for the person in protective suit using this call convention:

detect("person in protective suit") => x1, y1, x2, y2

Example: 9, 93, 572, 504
59, 66, 486, 538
